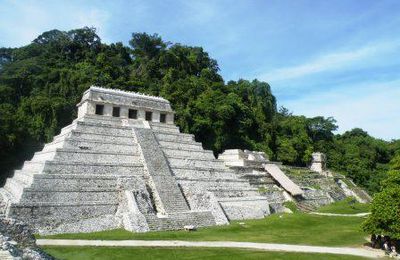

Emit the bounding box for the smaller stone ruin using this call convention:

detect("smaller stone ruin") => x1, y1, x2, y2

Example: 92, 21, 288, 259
219, 149, 370, 212
310, 152, 326, 173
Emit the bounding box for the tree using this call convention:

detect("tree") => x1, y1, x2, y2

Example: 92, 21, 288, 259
362, 154, 400, 238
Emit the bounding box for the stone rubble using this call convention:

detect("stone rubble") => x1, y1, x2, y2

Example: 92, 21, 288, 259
0, 218, 54, 260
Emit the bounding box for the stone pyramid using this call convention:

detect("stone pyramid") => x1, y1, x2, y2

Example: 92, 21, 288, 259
0, 86, 270, 234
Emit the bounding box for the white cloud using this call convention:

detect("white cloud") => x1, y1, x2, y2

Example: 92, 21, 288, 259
258, 40, 400, 83
0, 0, 111, 47
76, 9, 111, 43
282, 79, 400, 140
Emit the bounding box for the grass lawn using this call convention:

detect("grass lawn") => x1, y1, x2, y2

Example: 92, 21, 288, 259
317, 198, 370, 214
39, 213, 367, 247
42, 246, 369, 260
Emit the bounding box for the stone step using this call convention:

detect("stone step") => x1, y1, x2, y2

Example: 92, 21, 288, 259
42, 139, 65, 151
3, 178, 26, 201
0, 188, 16, 204
81, 114, 146, 127
28, 174, 123, 190
31, 150, 57, 162
19, 190, 119, 203
149, 122, 178, 129
162, 148, 215, 160
148, 180, 190, 212
150, 124, 180, 133
176, 177, 249, 184
154, 132, 194, 143
59, 120, 78, 135
42, 161, 144, 175
145, 211, 215, 231
74, 121, 133, 136
171, 167, 237, 179
158, 140, 203, 151
210, 188, 260, 198
215, 196, 270, 220
20, 161, 44, 173
12, 170, 35, 185
68, 130, 134, 143
51, 130, 73, 143
44, 138, 139, 154
178, 179, 254, 192
79, 114, 145, 126
9, 202, 118, 223
167, 157, 227, 169
52, 149, 141, 164
216, 196, 271, 205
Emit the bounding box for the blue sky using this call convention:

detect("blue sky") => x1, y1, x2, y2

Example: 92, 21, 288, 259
1, 0, 399, 140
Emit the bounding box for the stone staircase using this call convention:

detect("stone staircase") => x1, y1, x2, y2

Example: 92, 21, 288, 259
150, 122, 271, 221
226, 165, 287, 213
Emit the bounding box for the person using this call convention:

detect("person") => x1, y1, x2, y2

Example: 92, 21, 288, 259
384, 241, 391, 255
371, 234, 377, 248
390, 245, 398, 258
376, 235, 383, 249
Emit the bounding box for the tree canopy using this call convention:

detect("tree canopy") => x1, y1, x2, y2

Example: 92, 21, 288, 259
362, 153, 400, 238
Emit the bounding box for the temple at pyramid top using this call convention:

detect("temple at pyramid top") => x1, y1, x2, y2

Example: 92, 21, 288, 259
77, 86, 175, 124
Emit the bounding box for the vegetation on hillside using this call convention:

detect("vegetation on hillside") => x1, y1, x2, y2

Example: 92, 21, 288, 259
0, 27, 398, 193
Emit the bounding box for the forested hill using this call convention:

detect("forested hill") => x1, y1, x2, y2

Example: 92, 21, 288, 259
0, 27, 399, 192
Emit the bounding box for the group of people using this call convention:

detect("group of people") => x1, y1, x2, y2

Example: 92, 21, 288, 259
370, 234, 399, 258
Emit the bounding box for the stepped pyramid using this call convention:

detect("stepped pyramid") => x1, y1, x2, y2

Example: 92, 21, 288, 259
0, 86, 270, 234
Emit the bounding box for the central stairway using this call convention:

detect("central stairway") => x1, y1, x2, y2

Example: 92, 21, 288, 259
149, 122, 271, 222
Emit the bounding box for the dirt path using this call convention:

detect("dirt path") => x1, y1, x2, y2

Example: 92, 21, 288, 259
37, 239, 385, 258
309, 212, 370, 217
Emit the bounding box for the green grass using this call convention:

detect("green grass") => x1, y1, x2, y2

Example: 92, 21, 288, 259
42, 246, 368, 260
283, 201, 298, 213
317, 198, 370, 214
39, 213, 366, 247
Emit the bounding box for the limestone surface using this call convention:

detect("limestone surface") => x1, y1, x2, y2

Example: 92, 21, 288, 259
0, 86, 269, 234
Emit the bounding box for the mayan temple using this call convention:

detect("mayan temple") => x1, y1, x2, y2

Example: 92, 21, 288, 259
0, 86, 369, 235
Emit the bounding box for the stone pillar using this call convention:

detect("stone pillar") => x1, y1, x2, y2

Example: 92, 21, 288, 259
104, 104, 113, 117
152, 111, 160, 122
138, 110, 146, 121
120, 106, 129, 118
310, 152, 326, 173
166, 113, 174, 124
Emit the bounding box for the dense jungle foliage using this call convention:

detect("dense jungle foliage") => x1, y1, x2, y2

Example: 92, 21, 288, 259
0, 27, 399, 193
363, 153, 400, 238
